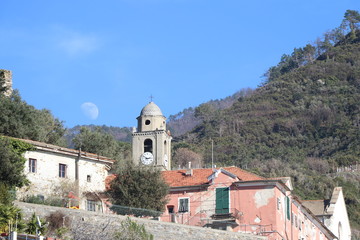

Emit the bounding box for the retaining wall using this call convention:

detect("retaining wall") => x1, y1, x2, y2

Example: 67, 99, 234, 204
15, 201, 266, 240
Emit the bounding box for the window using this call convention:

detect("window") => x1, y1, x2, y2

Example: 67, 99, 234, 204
87, 200, 96, 212
178, 198, 189, 213
145, 119, 151, 125
59, 164, 67, 178
144, 139, 153, 153
295, 215, 298, 228
87, 175, 91, 182
285, 196, 290, 220
29, 158, 37, 173
167, 205, 174, 214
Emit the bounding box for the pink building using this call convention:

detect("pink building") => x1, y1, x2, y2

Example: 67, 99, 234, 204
160, 167, 337, 240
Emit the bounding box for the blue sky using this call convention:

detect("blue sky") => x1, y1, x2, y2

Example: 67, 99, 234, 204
1, 0, 359, 128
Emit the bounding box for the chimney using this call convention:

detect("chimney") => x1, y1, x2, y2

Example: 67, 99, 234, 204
0, 69, 13, 97
185, 162, 193, 176
185, 169, 193, 176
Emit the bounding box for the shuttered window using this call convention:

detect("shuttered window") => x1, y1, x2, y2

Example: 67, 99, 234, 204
286, 196, 290, 220
178, 198, 189, 213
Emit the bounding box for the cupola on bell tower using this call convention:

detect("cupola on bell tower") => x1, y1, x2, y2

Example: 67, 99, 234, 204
132, 101, 172, 170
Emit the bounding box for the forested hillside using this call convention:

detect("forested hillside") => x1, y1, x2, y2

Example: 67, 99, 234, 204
167, 88, 254, 137
65, 125, 132, 147
175, 12, 360, 230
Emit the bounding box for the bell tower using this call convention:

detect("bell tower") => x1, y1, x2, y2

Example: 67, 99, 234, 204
132, 101, 172, 170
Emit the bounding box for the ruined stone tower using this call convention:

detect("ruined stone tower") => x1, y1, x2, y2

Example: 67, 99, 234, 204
0, 69, 13, 97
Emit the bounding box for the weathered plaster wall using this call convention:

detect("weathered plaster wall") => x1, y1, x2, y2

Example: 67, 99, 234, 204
19, 149, 110, 211
20, 151, 78, 199
162, 173, 237, 226
231, 186, 278, 238
16, 201, 266, 240
77, 159, 107, 193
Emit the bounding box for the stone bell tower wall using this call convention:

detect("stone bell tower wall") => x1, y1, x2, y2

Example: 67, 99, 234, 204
0, 69, 13, 97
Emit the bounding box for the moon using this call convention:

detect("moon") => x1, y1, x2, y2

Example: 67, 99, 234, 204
81, 102, 99, 120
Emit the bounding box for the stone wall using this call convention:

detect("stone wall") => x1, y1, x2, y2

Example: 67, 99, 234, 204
15, 201, 266, 240
0, 69, 13, 96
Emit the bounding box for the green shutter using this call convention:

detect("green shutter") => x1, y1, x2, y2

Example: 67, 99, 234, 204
286, 196, 290, 220
216, 188, 229, 214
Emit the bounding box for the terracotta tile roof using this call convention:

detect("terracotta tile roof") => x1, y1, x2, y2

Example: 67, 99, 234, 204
162, 166, 264, 188
10, 136, 115, 164
105, 174, 117, 190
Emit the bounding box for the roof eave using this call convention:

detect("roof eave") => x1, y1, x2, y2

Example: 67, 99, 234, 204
169, 184, 210, 192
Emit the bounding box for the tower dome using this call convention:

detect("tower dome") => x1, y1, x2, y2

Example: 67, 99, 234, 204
140, 102, 163, 116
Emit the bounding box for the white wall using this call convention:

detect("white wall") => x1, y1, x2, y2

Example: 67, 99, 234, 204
326, 189, 352, 240
19, 149, 110, 209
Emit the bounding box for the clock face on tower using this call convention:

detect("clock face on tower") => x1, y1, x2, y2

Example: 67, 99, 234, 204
141, 152, 154, 165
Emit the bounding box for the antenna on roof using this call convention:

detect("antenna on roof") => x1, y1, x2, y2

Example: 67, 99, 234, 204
211, 138, 214, 170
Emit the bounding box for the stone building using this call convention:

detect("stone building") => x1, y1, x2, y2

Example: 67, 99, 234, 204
17, 138, 114, 212
132, 101, 172, 170
0, 69, 13, 97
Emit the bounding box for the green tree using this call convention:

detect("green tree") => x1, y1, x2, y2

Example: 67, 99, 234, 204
344, 10, 360, 33
0, 91, 66, 145
0, 204, 24, 233
0, 137, 33, 188
25, 212, 46, 235
72, 127, 130, 161
194, 103, 216, 122
107, 162, 169, 217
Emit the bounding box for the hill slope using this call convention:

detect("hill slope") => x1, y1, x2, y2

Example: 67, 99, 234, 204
177, 32, 360, 229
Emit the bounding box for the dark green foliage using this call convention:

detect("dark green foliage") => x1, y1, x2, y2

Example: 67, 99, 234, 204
0, 137, 33, 188
108, 162, 169, 217
72, 126, 131, 161
0, 183, 15, 205
0, 91, 66, 145
344, 10, 360, 33
0, 204, 25, 233
65, 124, 132, 145
25, 212, 46, 235
167, 88, 254, 137
23, 195, 64, 207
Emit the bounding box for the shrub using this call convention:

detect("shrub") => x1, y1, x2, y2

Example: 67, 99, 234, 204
114, 217, 153, 240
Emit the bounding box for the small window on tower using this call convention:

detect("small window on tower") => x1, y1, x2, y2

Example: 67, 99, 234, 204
145, 120, 151, 125
87, 175, 91, 182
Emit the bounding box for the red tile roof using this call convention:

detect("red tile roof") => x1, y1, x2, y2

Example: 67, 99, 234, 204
11, 137, 115, 164
105, 174, 117, 190
162, 166, 264, 187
